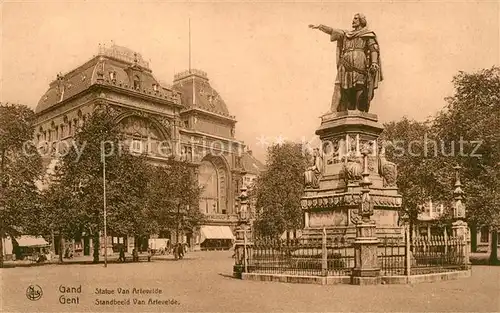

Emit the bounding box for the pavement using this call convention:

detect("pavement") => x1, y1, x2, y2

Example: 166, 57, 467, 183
1, 251, 499, 312
470, 251, 500, 265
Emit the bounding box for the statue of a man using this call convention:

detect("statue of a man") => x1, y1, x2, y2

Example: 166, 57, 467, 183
309, 13, 383, 113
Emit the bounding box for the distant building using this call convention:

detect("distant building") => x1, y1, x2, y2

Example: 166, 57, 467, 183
241, 150, 265, 189
413, 200, 499, 253
240, 150, 266, 220
470, 225, 500, 253
33, 44, 260, 253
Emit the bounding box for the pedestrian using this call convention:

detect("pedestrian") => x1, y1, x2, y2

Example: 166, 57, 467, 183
132, 248, 138, 262
118, 246, 125, 262
177, 243, 184, 259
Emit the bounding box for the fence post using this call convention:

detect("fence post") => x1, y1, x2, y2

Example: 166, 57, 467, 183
243, 229, 248, 273
322, 228, 327, 276
405, 226, 411, 277
444, 228, 448, 255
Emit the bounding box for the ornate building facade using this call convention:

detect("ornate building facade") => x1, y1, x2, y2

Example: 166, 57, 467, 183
34, 44, 262, 253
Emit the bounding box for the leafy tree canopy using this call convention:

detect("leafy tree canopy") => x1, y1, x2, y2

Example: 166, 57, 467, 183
252, 142, 309, 238
0, 103, 42, 267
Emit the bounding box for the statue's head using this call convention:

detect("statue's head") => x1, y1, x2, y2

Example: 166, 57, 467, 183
352, 13, 367, 29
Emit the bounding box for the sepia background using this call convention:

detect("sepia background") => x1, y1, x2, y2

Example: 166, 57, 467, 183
1, 0, 499, 162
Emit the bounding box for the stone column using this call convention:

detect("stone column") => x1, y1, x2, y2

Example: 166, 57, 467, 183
351, 149, 380, 285
451, 165, 470, 268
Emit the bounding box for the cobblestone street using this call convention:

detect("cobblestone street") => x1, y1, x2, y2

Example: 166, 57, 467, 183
1, 251, 499, 312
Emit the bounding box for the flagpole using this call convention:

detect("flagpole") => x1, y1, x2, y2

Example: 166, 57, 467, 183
189, 18, 191, 73
189, 18, 196, 106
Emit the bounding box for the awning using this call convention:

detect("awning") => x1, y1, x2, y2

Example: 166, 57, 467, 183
200, 226, 235, 242
15, 236, 49, 247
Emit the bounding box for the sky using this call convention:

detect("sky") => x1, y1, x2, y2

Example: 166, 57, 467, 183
1, 0, 499, 162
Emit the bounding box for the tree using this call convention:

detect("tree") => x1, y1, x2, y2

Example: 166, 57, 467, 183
380, 117, 454, 234
0, 103, 42, 267
54, 107, 151, 263
252, 142, 309, 239
146, 157, 204, 247
433, 67, 500, 263
381, 67, 500, 263
38, 172, 81, 263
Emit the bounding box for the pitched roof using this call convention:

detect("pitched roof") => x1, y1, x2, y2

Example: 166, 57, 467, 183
241, 151, 266, 175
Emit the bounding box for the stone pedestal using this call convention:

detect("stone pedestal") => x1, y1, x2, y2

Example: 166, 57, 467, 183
301, 111, 403, 241
452, 220, 471, 267
233, 226, 251, 278
351, 221, 380, 285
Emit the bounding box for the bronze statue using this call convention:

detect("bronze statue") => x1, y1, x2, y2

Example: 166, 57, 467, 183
309, 13, 383, 113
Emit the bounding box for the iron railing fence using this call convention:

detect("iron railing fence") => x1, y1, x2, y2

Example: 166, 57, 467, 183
326, 237, 355, 276
240, 232, 468, 277
378, 236, 406, 276
247, 237, 354, 276
410, 235, 467, 275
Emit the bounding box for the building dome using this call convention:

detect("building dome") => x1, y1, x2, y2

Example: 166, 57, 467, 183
172, 69, 232, 117
35, 45, 167, 114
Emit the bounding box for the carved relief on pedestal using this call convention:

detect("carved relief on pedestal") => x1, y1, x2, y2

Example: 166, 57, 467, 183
350, 209, 361, 225
356, 139, 378, 174
328, 135, 358, 184
324, 137, 345, 165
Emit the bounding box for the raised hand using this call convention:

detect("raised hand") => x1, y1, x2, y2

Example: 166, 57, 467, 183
308, 24, 319, 29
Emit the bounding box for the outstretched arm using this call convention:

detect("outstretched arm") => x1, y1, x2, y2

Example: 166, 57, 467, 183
309, 24, 344, 41
309, 24, 333, 34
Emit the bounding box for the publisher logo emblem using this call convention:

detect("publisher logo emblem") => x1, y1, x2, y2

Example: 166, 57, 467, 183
26, 285, 43, 301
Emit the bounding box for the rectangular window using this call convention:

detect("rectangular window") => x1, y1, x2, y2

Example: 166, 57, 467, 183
131, 139, 143, 154
480, 226, 489, 243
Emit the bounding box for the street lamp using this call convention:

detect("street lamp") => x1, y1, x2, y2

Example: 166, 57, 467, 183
102, 152, 108, 268
238, 186, 249, 221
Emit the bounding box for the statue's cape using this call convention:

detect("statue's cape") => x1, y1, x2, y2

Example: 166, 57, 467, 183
345, 27, 376, 39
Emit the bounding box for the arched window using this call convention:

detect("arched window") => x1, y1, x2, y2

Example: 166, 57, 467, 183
133, 75, 141, 90
198, 161, 219, 214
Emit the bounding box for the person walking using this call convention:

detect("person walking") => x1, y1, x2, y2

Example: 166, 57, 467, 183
118, 246, 126, 262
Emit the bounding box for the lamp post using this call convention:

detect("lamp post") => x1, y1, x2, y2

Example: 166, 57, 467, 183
351, 148, 380, 284
451, 165, 469, 267
233, 185, 251, 278
102, 153, 108, 268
